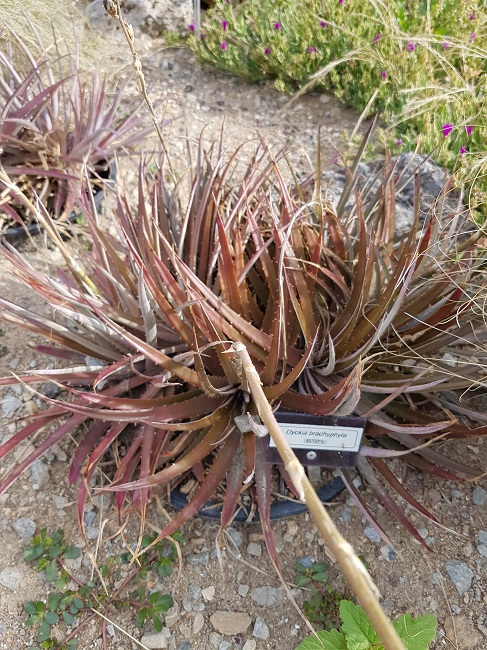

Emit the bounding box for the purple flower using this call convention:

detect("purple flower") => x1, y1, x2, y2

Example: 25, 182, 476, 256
189, 23, 195, 31
469, 12, 475, 20
274, 22, 281, 30
222, 20, 228, 31
442, 41, 450, 48
339, 0, 344, 4
200, 33, 206, 40
265, 47, 271, 55
407, 41, 416, 52
442, 123, 454, 137
307, 46, 317, 53
469, 32, 476, 42
373, 32, 381, 43
381, 70, 387, 79
466, 125, 473, 135
460, 147, 467, 155
395, 139, 403, 146
221, 41, 227, 50
320, 20, 327, 28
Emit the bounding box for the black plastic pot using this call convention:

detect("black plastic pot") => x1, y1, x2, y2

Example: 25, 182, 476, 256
3, 163, 116, 242
169, 475, 346, 522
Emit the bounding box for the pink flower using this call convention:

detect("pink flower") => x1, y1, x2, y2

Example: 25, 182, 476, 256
395, 139, 403, 146
222, 20, 228, 30
407, 41, 416, 52
381, 70, 387, 79
200, 33, 206, 40
469, 32, 476, 42
442, 123, 454, 137
466, 125, 473, 135
460, 147, 467, 155
442, 41, 450, 48
320, 20, 327, 28
274, 22, 281, 30
221, 41, 227, 50
469, 12, 475, 20
189, 23, 195, 31
339, 0, 344, 4
265, 47, 270, 55
373, 32, 381, 43
307, 46, 317, 53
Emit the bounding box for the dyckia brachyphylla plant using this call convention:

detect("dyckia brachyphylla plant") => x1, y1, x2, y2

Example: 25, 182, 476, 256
1, 128, 487, 553
0, 29, 149, 234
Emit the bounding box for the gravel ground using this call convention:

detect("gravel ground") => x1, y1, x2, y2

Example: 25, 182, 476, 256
1, 13, 487, 650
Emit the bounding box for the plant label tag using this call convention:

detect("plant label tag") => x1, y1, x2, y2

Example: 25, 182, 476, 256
266, 412, 366, 468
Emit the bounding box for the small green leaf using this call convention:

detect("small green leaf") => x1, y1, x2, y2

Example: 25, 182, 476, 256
25, 615, 40, 627
297, 629, 347, 649
62, 612, 75, 625
25, 601, 39, 615
153, 613, 163, 632
24, 546, 45, 562
295, 575, 312, 587
48, 545, 62, 559
37, 621, 51, 642
149, 592, 160, 606
340, 601, 379, 650
73, 598, 83, 610
154, 594, 173, 613
44, 612, 59, 625
312, 562, 328, 573
392, 613, 437, 650
312, 572, 328, 583
135, 609, 148, 627
62, 547, 81, 560
67, 640, 79, 648
35, 602, 46, 613
48, 593, 62, 612
138, 586, 146, 601
45, 560, 57, 582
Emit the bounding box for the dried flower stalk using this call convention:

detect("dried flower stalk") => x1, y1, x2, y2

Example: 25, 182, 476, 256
233, 342, 406, 650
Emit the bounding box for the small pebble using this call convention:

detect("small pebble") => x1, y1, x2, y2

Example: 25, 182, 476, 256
478, 545, 487, 558
225, 527, 242, 547
188, 552, 209, 566
243, 641, 257, 650
250, 586, 283, 607
202, 586, 215, 601
106, 624, 115, 637
238, 584, 249, 598
52, 495, 69, 509
364, 526, 382, 543
297, 556, 314, 569
210, 611, 252, 636
478, 531, 487, 545
219, 642, 231, 650
0, 567, 22, 591
247, 542, 262, 557
473, 485, 487, 506
253, 616, 270, 640
209, 633, 223, 649
193, 612, 204, 635
164, 603, 180, 628
178, 642, 192, 650
418, 528, 429, 539
340, 506, 351, 524
12, 517, 36, 539
380, 546, 395, 561
2, 394, 22, 419
445, 560, 474, 595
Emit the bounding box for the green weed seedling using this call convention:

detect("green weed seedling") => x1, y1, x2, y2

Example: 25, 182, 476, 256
296, 600, 437, 650
23, 528, 181, 650
294, 560, 348, 629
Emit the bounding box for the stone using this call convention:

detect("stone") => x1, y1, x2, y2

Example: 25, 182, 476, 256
84, 511, 97, 527
250, 586, 283, 607
0, 567, 22, 591
106, 624, 115, 637
286, 521, 299, 536
183, 585, 202, 611
2, 394, 22, 419
86, 0, 193, 36
297, 556, 314, 569
307, 465, 322, 485
478, 530, 487, 545
29, 459, 49, 489
164, 603, 180, 628
247, 542, 262, 557
201, 586, 215, 601
473, 485, 487, 506
319, 94, 331, 104
210, 611, 252, 636
209, 633, 223, 649
179, 624, 191, 639
340, 506, 351, 524
253, 616, 270, 640
40, 382, 61, 399
478, 545, 487, 558
243, 641, 256, 650
188, 552, 209, 566
445, 561, 474, 595
364, 526, 382, 543
218, 642, 231, 650
380, 546, 395, 562
12, 517, 36, 539
225, 527, 242, 547
238, 584, 249, 597
427, 488, 442, 505
52, 495, 69, 509
444, 615, 482, 649
192, 613, 204, 635
178, 642, 192, 650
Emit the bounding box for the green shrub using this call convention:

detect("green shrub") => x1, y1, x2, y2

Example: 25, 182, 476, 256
194, 0, 486, 213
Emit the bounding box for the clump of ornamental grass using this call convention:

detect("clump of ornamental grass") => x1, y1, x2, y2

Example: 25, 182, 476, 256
192, 0, 486, 216
0, 27, 149, 236
0, 126, 487, 554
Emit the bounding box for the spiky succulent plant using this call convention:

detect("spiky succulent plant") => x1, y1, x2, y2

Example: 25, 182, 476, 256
1, 125, 486, 554
0, 27, 148, 235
